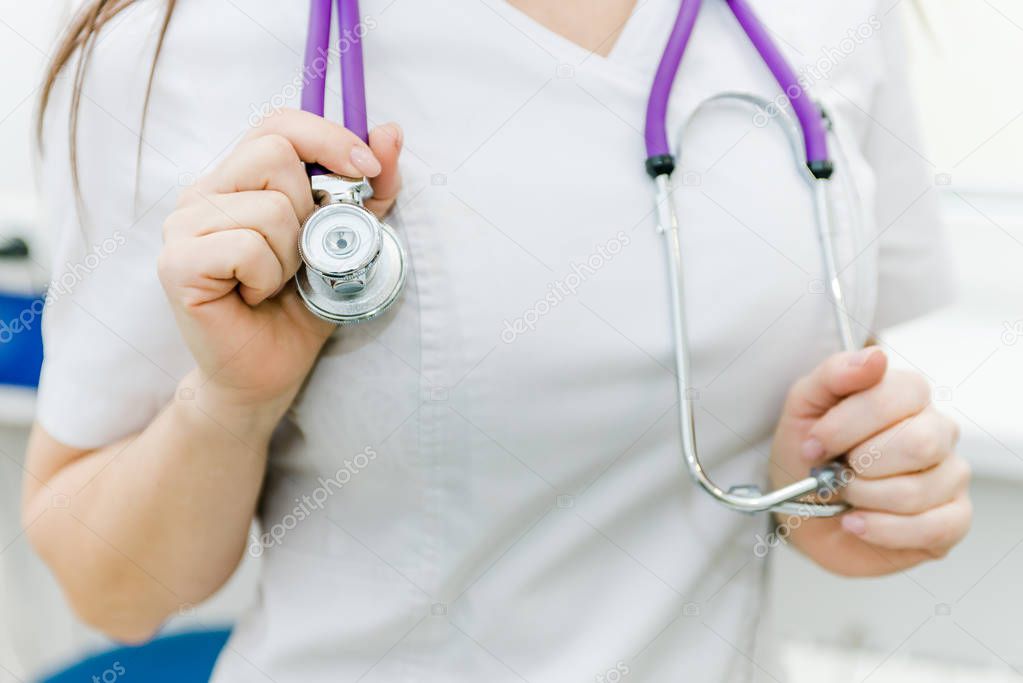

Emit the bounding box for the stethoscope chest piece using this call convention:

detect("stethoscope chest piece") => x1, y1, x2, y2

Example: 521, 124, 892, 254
296, 174, 407, 324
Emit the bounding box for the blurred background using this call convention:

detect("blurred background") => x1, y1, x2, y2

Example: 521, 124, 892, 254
1, 1, 1022, 682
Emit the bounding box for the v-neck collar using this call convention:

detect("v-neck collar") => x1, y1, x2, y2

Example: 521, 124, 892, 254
483, 0, 668, 69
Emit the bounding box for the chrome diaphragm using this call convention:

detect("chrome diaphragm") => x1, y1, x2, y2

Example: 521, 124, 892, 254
296, 174, 407, 325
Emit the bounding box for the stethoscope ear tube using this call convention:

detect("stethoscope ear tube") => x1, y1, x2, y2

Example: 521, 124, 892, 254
676, 91, 858, 353
654, 91, 857, 517
654, 170, 849, 517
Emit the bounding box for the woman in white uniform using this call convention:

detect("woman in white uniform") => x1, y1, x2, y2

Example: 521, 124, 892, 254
23, 1, 971, 680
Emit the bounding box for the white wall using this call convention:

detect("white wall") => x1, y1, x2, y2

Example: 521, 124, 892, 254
0, 0, 68, 226
907, 0, 1023, 188
895, 2, 1023, 480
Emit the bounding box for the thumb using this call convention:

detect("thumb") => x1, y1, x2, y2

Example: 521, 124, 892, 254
278, 281, 337, 343
365, 122, 403, 219
784, 347, 887, 420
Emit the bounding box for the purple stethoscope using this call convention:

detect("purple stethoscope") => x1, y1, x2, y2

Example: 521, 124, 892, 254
295, 0, 406, 324
297, 0, 853, 516
651, 0, 856, 516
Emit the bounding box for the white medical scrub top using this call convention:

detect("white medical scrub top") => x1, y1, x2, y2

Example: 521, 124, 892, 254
37, 0, 951, 680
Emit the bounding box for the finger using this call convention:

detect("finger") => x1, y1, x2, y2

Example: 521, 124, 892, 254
810, 369, 932, 459
845, 408, 959, 479
163, 191, 303, 278
784, 347, 887, 420
195, 135, 314, 220
158, 229, 284, 308
840, 493, 972, 554
843, 454, 970, 514
245, 108, 381, 179
365, 122, 403, 218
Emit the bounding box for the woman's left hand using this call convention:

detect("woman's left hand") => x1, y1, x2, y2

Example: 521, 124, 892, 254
769, 347, 972, 576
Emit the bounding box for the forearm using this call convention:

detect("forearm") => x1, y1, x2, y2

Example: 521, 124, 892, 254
23, 370, 287, 642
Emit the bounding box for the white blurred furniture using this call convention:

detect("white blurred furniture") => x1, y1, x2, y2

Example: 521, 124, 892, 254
767, 189, 1023, 679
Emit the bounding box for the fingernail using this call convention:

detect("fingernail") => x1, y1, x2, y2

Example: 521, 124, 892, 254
849, 347, 878, 367
801, 437, 824, 462
388, 122, 403, 151
841, 514, 866, 535
350, 146, 381, 176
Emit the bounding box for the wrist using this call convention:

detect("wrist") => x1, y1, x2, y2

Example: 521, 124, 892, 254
174, 369, 293, 448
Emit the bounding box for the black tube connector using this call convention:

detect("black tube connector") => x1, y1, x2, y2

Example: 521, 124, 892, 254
807, 160, 834, 180
645, 154, 676, 178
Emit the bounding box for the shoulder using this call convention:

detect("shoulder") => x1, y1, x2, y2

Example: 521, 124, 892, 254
39, 1, 171, 228
765, 0, 912, 146
39, 0, 308, 235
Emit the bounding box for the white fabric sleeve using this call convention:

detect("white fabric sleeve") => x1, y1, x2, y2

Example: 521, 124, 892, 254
35, 3, 193, 450
865, 6, 955, 330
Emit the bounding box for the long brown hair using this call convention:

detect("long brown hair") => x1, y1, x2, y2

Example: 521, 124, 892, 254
37, 0, 176, 204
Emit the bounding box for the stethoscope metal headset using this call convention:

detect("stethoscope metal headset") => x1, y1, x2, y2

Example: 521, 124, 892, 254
298, 0, 852, 517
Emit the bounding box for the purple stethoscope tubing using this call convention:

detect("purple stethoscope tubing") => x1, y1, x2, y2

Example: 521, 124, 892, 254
294, 0, 850, 512
644, 0, 830, 173
309, 0, 828, 172
648, 1, 851, 516
643, 0, 702, 161
303, 0, 369, 175
336, 0, 369, 142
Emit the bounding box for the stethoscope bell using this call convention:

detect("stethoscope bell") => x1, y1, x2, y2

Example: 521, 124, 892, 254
296, 174, 407, 324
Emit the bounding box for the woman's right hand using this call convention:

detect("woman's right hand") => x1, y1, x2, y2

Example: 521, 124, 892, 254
23, 113, 406, 639
158, 109, 403, 416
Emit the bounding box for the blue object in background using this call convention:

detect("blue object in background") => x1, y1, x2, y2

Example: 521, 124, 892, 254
0, 291, 44, 388
39, 629, 231, 683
